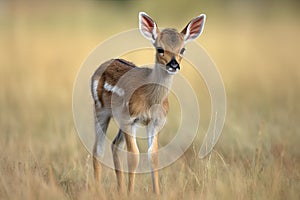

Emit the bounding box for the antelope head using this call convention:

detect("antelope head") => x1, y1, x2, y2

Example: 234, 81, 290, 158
139, 12, 206, 75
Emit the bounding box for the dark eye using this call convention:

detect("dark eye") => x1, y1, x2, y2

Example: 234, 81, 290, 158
180, 48, 186, 55
157, 47, 164, 55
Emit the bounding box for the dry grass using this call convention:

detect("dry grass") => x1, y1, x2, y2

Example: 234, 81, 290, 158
0, 1, 299, 199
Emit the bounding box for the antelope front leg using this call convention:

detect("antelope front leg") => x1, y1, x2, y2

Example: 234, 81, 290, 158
124, 126, 139, 194
147, 124, 160, 195
93, 153, 101, 183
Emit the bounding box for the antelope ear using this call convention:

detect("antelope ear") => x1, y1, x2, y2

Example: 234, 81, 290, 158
181, 14, 206, 42
139, 12, 159, 43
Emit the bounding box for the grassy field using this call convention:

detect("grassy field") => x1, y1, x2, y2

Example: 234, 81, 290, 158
0, 1, 299, 199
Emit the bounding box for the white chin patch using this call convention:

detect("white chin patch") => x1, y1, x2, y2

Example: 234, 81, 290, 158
166, 67, 179, 75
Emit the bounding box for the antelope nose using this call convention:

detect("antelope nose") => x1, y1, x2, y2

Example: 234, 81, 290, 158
167, 58, 180, 70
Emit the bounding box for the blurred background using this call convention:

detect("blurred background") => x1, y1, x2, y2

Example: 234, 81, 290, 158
0, 0, 299, 199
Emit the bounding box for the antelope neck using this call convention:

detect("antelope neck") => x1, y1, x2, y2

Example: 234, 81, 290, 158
144, 62, 174, 103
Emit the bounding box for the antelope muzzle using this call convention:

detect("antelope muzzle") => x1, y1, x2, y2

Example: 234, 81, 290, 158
166, 57, 180, 75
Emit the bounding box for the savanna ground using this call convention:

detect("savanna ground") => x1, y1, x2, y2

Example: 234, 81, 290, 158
0, 0, 299, 199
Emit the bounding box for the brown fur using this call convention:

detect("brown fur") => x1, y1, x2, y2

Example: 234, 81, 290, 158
92, 58, 170, 119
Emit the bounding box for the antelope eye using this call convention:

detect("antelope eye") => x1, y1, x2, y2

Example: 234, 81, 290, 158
180, 48, 186, 55
157, 47, 164, 55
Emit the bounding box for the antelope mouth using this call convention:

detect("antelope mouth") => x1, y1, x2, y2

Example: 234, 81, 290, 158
166, 58, 180, 75
166, 66, 179, 75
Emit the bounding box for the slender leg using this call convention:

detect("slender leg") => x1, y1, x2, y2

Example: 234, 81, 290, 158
124, 126, 139, 194
111, 129, 126, 192
93, 155, 101, 183
147, 124, 160, 195
93, 108, 111, 183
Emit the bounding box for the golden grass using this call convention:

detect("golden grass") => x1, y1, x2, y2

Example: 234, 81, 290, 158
0, 1, 299, 199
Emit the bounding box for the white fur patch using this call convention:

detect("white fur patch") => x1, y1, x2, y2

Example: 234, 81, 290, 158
104, 81, 125, 96
93, 79, 101, 108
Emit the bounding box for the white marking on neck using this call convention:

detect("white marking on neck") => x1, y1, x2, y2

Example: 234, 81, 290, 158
104, 81, 125, 97
93, 79, 101, 108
